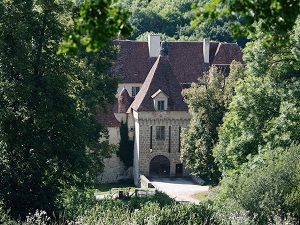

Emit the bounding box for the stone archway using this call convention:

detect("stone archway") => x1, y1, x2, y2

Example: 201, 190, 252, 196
149, 155, 170, 178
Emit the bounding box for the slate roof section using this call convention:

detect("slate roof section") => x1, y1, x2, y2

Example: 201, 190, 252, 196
96, 102, 120, 127
212, 43, 245, 65
112, 40, 244, 84
128, 56, 188, 112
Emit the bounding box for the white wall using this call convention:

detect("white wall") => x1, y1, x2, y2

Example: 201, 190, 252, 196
98, 126, 133, 183
97, 154, 133, 183
116, 83, 142, 98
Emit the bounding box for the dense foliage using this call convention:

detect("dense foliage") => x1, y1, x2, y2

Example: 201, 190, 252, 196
216, 144, 300, 223
59, 0, 132, 54
1, 190, 298, 224
192, 0, 300, 45
181, 62, 246, 184
117, 0, 247, 46
214, 34, 300, 175
0, 0, 118, 218
211, 17, 300, 225
180, 4, 300, 223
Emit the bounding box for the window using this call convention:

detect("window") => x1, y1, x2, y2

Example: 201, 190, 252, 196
157, 100, 165, 111
150, 126, 153, 149
168, 126, 171, 152
156, 126, 165, 140
132, 87, 140, 97
178, 126, 181, 152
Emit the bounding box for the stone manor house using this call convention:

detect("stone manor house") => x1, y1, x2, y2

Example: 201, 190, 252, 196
97, 35, 244, 186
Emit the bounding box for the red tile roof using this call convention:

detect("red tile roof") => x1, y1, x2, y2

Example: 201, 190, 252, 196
112, 41, 245, 84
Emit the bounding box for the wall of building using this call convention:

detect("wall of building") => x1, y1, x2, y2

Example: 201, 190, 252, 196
116, 83, 142, 98
98, 126, 133, 183
97, 154, 133, 183
133, 110, 191, 184
133, 111, 140, 186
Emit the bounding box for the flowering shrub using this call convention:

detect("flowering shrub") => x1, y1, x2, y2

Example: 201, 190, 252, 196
25, 210, 50, 225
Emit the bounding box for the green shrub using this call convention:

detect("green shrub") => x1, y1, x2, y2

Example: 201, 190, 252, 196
56, 186, 95, 220
215, 144, 300, 224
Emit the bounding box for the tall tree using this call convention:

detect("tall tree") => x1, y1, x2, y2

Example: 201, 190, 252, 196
59, 0, 132, 54
180, 62, 245, 183
214, 38, 300, 175
192, 0, 300, 45
0, 0, 117, 218
117, 120, 134, 169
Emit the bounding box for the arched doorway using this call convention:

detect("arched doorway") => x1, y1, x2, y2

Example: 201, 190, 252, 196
149, 155, 170, 178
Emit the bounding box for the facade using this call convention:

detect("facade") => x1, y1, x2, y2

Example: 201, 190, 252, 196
98, 35, 245, 185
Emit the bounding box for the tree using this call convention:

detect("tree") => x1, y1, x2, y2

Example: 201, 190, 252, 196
116, 0, 248, 45
59, 0, 132, 54
180, 62, 245, 183
0, 0, 117, 218
192, 0, 300, 45
218, 144, 300, 223
214, 38, 300, 174
117, 120, 134, 169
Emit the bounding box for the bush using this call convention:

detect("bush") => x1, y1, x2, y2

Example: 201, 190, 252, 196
216, 144, 300, 224
56, 186, 95, 220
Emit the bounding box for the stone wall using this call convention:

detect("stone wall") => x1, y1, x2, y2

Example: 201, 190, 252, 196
98, 126, 133, 183
97, 153, 133, 183
133, 111, 191, 183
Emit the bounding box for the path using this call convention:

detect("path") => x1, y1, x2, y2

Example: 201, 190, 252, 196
149, 177, 209, 204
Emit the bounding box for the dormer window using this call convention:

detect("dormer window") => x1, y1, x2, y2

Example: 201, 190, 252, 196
151, 89, 168, 111
157, 100, 165, 111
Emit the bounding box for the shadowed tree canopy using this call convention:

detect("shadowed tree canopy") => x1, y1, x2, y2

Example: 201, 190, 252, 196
192, 0, 300, 45
0, 0, 118, 218
58, 0, 132, 54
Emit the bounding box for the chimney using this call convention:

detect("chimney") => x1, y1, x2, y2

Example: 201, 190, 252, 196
160, 40, 169, 57
203, 38, 210, 63
148, 34, 160, 58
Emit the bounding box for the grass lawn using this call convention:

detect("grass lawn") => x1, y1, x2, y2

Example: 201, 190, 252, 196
94, 182, 155, 195
192, 186, 220, 202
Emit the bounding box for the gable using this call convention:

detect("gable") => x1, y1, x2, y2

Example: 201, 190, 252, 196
128, 56, 188, 112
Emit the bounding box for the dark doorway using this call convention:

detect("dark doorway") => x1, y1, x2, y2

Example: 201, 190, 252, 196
149, 155, 170, 178
175, 164, 183, 177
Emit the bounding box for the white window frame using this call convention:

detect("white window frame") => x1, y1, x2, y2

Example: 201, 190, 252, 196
157, 100, 165, 111
156, 126, 165, 140
132, 86, 140, 97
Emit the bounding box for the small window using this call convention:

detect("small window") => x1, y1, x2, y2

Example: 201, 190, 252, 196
156, 126, 165, 140
157, 100, 165, 111
132, 87, 140, 97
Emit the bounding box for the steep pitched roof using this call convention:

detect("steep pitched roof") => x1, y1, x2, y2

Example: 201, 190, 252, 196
112, 40, 244, 84
128, 56, 188, 112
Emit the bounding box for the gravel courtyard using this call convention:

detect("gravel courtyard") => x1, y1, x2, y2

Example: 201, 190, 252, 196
149, 177, 209, 203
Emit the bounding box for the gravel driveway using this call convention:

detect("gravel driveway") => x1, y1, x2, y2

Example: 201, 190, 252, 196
149, 177, 209, 204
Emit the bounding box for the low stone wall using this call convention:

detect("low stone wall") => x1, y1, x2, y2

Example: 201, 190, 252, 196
140, 175, 154, 188
97, 153, 133, 183
190, 175, 205, 185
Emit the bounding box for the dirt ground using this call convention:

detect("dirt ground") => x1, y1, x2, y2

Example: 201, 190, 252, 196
149, 177, 209, 203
